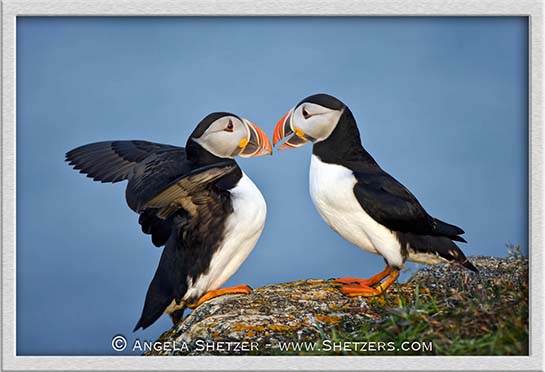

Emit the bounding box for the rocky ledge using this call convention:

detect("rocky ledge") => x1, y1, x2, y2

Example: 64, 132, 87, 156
146, 255, 528, 356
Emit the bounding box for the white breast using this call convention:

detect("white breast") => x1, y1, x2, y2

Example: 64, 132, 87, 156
182, 172, 267, 301
309, 154, 403, 268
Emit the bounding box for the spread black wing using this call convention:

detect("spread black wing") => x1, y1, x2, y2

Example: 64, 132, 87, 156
66, 140, 191, 246
66, 140, 180, 184
67, 140, 240, 330
352, 168, 466, 243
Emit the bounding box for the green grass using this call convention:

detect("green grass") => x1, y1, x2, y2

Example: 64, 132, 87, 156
276, 252, 528, 356
287, 282, 527, 356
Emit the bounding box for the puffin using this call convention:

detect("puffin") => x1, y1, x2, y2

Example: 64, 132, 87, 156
66, 112, 272, 330
273, 93, 477, 297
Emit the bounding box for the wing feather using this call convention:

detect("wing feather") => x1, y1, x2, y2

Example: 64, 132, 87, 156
143, 164, 236, 219
353, 170, 465, 241
65, 140, 180, 183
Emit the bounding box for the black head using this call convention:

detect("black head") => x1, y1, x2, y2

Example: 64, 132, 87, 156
296, 93, 346, 111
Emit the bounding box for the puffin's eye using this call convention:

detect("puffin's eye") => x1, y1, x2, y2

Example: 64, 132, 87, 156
225, 120, 234, 132
302, 108, 311, 119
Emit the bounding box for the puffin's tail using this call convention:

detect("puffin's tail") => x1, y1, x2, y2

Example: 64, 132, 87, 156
433, 237, 478, 273
400, 233, 478, 273
461, 257, 479, 273
433, 218, 467, 243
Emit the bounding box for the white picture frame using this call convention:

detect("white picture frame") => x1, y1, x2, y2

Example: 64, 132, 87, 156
2, 0, 543, 370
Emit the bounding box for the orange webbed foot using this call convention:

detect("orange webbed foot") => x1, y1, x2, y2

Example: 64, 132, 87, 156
187, 284, 252, 309
335, 277, 376, 286
340, 283, 383, 297
338, 269, 400, 297
334, 265, 392, 287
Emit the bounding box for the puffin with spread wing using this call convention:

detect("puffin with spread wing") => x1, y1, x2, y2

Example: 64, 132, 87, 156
273, 94, 477, 297
66, 112, 272, 330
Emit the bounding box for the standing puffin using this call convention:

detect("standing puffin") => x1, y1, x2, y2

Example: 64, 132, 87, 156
66, 112, 272, 330
273, 94, 477, 297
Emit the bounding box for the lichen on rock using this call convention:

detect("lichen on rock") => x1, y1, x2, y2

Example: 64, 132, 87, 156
145, 255, 528, 356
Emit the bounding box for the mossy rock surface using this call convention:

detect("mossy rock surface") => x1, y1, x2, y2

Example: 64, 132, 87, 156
146, 255, 528, 356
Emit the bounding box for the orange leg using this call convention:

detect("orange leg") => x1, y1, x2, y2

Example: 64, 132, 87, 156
186, 284, 252, 309
335, 265, 392, 286
340, 270, 400, 297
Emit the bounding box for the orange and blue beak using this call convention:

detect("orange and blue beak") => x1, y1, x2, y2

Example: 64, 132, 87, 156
239, 119, 273, 157
273, 108, 311, 150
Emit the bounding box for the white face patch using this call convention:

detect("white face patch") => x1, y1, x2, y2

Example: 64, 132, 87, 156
193, 116, 249, 158
291, 103, 344, 143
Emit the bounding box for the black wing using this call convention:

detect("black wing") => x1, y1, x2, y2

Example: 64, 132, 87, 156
134, 162, 234, 249
66, 140, 189, 246
65, 140, 180, 183
353, 169, 466, 242
130, 161, 236, 214
67, 139, 241, 330
67, 139, 236, 244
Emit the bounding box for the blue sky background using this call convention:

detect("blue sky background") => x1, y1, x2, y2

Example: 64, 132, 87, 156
16, 17, 528, 355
